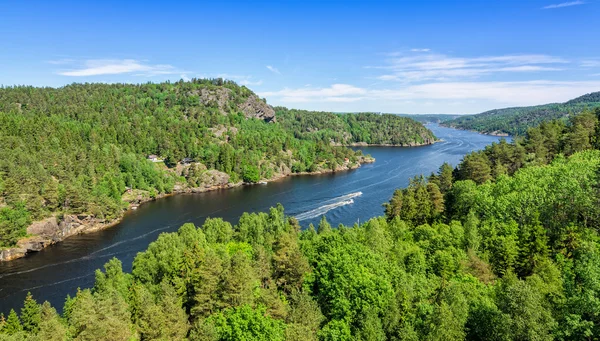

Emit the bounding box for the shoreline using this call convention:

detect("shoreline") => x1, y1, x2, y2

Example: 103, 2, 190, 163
438, 124, 511, 137
335, 139, 439, 147
0, 157, 373, 262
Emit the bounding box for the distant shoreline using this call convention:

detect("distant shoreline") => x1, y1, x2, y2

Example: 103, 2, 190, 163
0, 156, 375, 262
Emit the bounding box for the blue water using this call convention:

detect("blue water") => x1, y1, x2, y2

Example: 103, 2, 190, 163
0, 124, 504, 313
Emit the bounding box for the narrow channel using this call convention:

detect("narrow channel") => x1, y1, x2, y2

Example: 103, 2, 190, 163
0, 124, 505, 312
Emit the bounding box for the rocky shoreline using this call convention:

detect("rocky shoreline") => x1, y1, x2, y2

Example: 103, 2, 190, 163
333, 139, 438, 147
0, 157, 373, 262
439, 124, 510, 137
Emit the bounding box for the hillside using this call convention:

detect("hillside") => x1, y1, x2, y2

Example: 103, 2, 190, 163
398, 113, 462, 124
442, 91, 600, 136
2, 110, 599, 340
277, 108, 438, 146
0, 79, 435, 254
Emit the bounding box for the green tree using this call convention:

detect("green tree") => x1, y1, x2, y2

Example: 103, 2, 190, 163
3, 310, 22, 335
211, 305, 286, 341
33, 301, 67, 341
20, 292, 41, 334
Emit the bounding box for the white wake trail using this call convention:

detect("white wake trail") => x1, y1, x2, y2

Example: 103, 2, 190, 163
294, 192, 362, 221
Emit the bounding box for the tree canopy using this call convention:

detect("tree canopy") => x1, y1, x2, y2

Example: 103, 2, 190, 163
0, 80, 434, 248
443, 91, 600, 136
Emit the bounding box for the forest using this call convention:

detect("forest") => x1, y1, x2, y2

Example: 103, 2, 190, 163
442, 91, 600, 136
276, 108, 437, 146
0, 80, 434, 248
398, 114, 461, 124
1, 109, 599, 340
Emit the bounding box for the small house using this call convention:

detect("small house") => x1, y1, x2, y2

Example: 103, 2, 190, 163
147, 155, 161, 162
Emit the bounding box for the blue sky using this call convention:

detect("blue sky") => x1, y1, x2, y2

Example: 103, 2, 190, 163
1, 0, 599, 114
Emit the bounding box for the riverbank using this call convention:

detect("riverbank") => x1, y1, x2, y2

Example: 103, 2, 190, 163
335, 139, 439, 147
438, 124, 510, 137
0, 156, 374, 262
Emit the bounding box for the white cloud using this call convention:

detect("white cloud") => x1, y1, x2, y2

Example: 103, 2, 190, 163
260, 81, 600, 109
581, 60, 600, 68
266, 65, 281, 74
543, 1, 585, 9
56, 59, 182, 77
371, 53, 567, 82
410, 48, 430, 52
240, 79, 263, 86
260, 84, 366, 103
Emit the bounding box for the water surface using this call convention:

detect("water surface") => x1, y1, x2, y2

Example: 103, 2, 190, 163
0, 124, 505, 312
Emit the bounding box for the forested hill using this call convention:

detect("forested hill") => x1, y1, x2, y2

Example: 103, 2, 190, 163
398, 113, 462, 124
2, 109, 599, 340
0, 79, 435, 250
442, 91, 600, 136
276, 108, 437, 146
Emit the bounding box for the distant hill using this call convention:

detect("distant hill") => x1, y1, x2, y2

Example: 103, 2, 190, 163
276, 108, 438, 146
398, 114, 462, 124
442, 91, 600, 136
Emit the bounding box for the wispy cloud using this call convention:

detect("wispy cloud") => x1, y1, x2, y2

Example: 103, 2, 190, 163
260, 84, 366, 103
410, 48, 430, 52
370, 53, 567, 82
55, 59, 182, 77
266, 65, 281, 74
581, 60, 600, 68
543, 1, 585, 9
47, 59, 76, 65
260, 81, 600, 108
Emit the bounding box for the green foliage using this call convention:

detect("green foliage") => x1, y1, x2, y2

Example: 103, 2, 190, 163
19, 293, 40, 334
277, 108, 437, 146
0, 202, 30, 247
444, 91, 600, 135
2, 310, 21, 335
0, 80, 435, 247
384, 175, 444, 224
3, 110, 600, 340
210, 305, 286, 341
32, 301, 67, 341
242, 165, 260, 183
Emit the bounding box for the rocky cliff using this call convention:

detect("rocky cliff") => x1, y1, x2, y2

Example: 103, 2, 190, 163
0, 215, 118, 261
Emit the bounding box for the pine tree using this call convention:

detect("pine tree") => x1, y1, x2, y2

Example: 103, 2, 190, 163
438, 162, 454, 193
317, 216, 331, 234
20, 292, 41, 333
4, 309, 22, 335
34, 301, 67, 341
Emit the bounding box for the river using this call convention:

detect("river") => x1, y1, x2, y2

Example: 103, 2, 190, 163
0, 124, 505, 313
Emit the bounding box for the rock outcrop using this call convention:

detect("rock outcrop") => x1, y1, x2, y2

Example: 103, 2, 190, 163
192, 87, 275, 123
0, 215, 118, 261
237, 95, 276, 122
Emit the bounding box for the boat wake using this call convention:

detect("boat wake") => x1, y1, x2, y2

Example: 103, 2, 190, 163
294, 192, 362, 221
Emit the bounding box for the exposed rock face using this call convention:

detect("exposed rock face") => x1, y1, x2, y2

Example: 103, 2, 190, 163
196, 87, 233, 113
199, 170, 231, 188
237, 95, 276, 122
0, 155, 376, 262
177, 164, 236, 193
0, 215, 117, 261
192, 88, 275, 123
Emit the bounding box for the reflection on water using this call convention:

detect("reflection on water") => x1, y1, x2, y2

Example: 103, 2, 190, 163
0, 124, 505, 312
